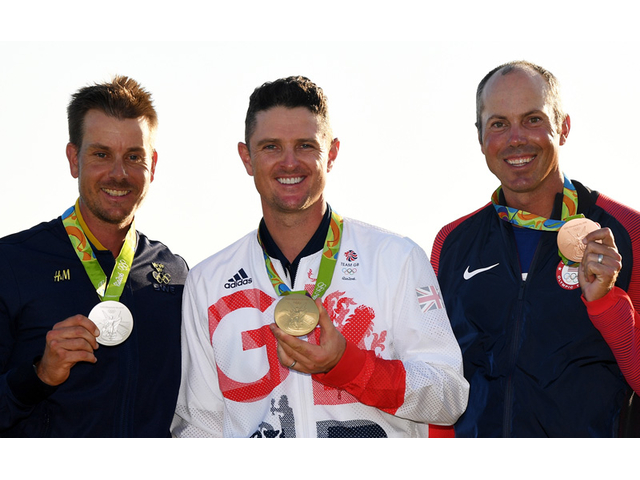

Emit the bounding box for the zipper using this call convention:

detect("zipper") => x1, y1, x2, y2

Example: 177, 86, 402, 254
292, 260, 317, 438
500, 227, 545, 437
502, 279, 526, 437
297, 372, 314, 437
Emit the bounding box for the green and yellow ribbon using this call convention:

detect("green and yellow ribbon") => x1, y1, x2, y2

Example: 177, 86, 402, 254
62, 199, 137, 301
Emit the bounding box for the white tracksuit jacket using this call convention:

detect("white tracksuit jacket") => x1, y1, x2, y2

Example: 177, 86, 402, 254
172, 217, 469, 438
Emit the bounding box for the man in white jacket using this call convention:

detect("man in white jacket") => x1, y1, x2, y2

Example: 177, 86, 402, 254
172, 76, 468, 438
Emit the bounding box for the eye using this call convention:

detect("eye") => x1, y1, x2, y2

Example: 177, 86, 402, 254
95, 152, 108, 158
490, 121, 505, 129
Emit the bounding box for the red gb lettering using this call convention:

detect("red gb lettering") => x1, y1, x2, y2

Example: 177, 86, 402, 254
207, 288, 382, 405
208, 289, 289, 402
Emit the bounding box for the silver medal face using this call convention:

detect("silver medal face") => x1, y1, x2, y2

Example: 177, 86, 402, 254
89, 301, 134, 346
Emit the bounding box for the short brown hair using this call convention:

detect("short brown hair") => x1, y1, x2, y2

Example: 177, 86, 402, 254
67, 75, 158, 148
244, 76, 332, 146
475, 60, 565, 141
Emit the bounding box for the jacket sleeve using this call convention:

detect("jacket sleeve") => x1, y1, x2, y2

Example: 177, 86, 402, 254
0, 256, 57, 431
585, 286, 640, 393
171, 271, 225, 438
313, 244, 469, 425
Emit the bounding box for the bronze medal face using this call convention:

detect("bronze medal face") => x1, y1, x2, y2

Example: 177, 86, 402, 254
557, 218, 600, 262
274, 293, 319, 337
89, 301, 134, 346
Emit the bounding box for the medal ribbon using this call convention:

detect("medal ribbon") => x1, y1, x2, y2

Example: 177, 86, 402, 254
62, 199, 137, 301
491, 175, 584, 265
258, 210, 344, 299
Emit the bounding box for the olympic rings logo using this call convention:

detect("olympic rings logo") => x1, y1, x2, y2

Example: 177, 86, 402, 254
564, 271, 578, 283
153, 271, 172, 284
342, 268, 357, 275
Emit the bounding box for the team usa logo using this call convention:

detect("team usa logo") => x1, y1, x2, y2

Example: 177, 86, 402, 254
416, 285, 444, 312
556, 261, 580, 290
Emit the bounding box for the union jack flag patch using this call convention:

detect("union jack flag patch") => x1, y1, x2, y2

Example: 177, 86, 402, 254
416, 285, 444, 312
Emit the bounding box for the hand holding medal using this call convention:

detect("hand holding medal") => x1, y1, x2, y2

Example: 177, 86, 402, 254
36, 315, 100, 386
270, 297, 346, 374
557, 218, 622, 301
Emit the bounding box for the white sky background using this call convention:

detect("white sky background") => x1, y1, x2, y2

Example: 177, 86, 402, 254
1, 0, 639, 473
2, 38, 639, 267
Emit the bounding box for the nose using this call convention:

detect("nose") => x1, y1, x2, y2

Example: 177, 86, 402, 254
508, 124, 527, 147
281, 147, 300, 168
108, 158, 128, 180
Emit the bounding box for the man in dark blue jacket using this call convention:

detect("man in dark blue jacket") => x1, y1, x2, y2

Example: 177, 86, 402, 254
431, 61, 640, 437
0, 76, 188, 437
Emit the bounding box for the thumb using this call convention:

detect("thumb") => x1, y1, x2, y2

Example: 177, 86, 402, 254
315, 298, 332, 329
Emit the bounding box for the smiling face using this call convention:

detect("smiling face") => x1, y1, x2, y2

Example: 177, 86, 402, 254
479, 68, 570, 212
67, 109, 157, 231
238, 106, 338, 221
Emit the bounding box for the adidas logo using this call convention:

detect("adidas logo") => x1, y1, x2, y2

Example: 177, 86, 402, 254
224, 268, 253, 289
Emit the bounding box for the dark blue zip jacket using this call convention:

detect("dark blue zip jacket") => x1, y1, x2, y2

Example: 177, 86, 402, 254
432, 180, 639, 437
0, 217, 187, 437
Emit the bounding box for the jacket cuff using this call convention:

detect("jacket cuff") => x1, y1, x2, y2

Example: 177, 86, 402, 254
6, 358, 58, 406
582, 286, 627, 316
313, 340, 366, 388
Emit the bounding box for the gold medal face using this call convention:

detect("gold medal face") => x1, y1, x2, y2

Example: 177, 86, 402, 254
89, 301, 134, 346
274, 294, 319, 337
557, 218, 600, 262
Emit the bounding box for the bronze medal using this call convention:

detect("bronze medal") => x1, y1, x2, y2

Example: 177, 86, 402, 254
274, 293, 319, 337
557, 218, 600, 262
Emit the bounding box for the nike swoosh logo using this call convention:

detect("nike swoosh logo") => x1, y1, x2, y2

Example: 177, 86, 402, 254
463, 263, 500, 280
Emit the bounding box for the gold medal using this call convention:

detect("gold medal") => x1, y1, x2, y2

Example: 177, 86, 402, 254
557, 218, 600, 262
274, 293, 319, 336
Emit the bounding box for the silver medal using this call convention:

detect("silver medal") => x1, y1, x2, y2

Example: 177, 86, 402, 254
89, 301, 134, 346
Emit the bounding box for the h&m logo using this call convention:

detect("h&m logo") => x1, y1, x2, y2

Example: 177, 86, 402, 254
54, 269, 71, 282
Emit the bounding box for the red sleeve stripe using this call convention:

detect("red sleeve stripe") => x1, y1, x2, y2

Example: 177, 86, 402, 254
593, 194, 640, 393
595, 193, 640, 312
587, 288, 640, 392
431, 203, 490, 276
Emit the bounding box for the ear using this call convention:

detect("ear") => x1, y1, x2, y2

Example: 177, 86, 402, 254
150, 150, 158, 183
559, 114, 571, 146
477, 125, 485, 153
326, 138, 340, 172
238, 142, 254, 176
66, 143, 80, 179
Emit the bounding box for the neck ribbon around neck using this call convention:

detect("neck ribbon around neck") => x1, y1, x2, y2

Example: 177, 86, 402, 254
491, 175, 584, 265
258, 210, 343, 299
61, 199, 137, 301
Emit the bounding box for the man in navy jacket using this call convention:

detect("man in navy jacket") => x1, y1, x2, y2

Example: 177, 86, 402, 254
431, 61, 639, 437
0, 76, 187, 437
